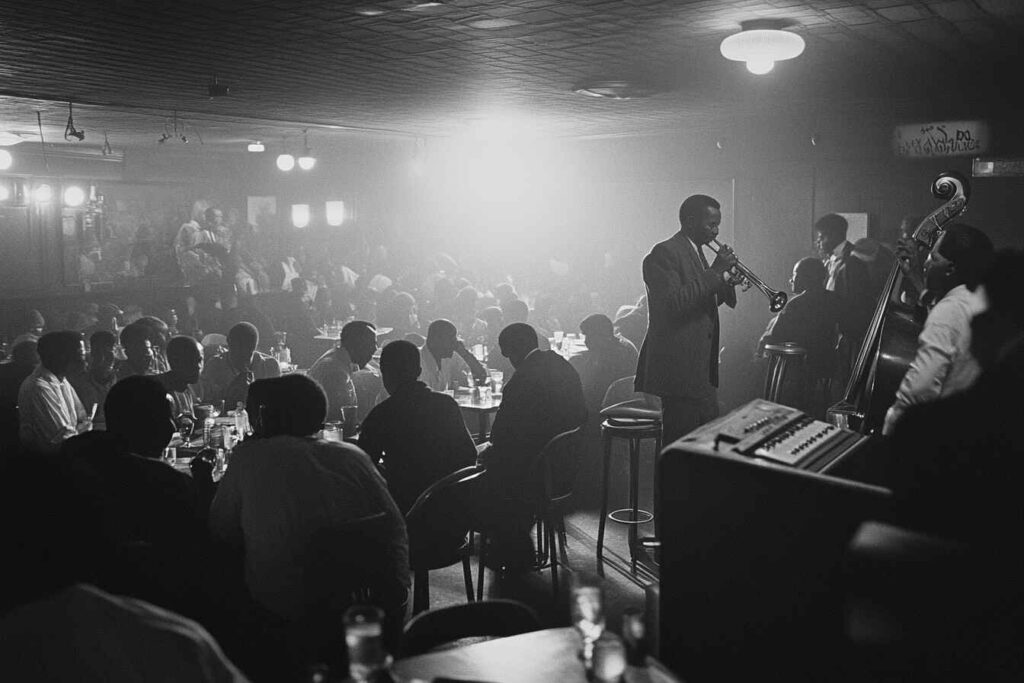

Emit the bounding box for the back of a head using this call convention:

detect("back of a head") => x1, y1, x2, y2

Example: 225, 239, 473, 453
938, 223, 994, 291
579, 313, 614, 339
11, 340, 40, 366
814, 213, 848, 239
341, 320, 377, 344
380, 340, 421, 386
37, 331, 82, 374
104, 376, 173, 450
678, 194, 720, 227
261, 374, 327, 437
119, 321, 148, 349
166, 335, 201, 367
89, 330, 117, 354
795, 257, 828, 288
499, 322, 539, 357
479, 306, 504, 331
502, 299, 530, 324
426, 319, 456, 343
227, 321, 259, 351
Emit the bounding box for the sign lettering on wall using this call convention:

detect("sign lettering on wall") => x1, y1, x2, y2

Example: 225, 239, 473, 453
893, 120, 989, 158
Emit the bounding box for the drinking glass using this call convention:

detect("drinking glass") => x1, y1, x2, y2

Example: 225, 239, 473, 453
161, 447, 177, 466
571, 573, 606, 667
321, 421, 343, 443
343, 605, 391, 682
488, 370, 503, 395
340, 405, 359, 437
592, 633, 627, 682
554, 330, 565, 346
211, 400, 224, 418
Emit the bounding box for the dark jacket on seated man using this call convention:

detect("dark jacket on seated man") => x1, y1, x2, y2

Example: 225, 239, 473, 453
359, 368, 476, 514
483, 324, 587, 495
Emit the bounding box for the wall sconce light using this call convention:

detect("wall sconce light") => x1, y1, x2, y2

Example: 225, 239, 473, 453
34, 184, 54, 204
291, 204, 310, 228
247, 141, 265, 153
64, 185, 86, 208
297, 130, 316, 171
277, 137, 295, 171
0, 183, 10, 202
325, 200, 345, 226
0, 149, 13, 170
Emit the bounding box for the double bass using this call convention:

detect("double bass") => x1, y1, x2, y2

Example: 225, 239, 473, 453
828, 171, 971, 434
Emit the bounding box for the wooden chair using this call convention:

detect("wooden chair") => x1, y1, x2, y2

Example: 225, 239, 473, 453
400, 599, 542, 657
406, 464, 486, 614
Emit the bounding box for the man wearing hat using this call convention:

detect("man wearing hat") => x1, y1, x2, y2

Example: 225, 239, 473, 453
307, 321, 380, 423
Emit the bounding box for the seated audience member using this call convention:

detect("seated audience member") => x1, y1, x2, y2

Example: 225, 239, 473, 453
418, 320, 487, 392
359, 341, 476, 513
886, 249, 1024, 544
136, 316, 171, 373
452, 286, 488, 346
66, 376, 214, 553
201, 323, 281, 409
155, 336, 205, 421
480, 323, 587, 493
882, 224, 993, 435
0, 456, 249, 683
272, 284, 321, 367
572, 313, 639, 413
69, 331, 119, 429
502, 298, 551, 350
208, 375, 409, 622
219, 284, 276, 349
11, 309, 46, 346
308, 321, 378, 422
613, 295, 648, 351
116, 322, 155, 379
0, 341, 39, 455
378, 291, 420, 342
533, 294, 562, 338
757, 258, 841, 411
18, 331, 89, 454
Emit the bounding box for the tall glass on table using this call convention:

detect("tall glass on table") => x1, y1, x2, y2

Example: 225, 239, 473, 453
571, 572, 606, 671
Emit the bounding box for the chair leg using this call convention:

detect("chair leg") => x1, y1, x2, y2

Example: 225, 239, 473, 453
558, 516, 569, 562
548, 513, 559, 597
412, 568, 429, 615
629, 436, 640, 574
597, 431, 612, 575
476, 534, 486, 601
462, 553, 475, 602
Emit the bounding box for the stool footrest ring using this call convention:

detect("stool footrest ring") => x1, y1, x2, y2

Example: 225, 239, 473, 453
608, 508, 654, 525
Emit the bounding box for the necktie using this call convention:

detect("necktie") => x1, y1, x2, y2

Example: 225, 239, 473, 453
698, 247, 710, 271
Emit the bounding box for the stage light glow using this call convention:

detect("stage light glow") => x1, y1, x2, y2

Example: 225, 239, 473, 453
247, 141, 265, 152
34, 184, 53, 203
63, 186, 86, 207
297, 155, 316, 171
291, 204, 310, 228
276, 153, 295, 171
0, 149, 12, 170
325, 200, 345, 226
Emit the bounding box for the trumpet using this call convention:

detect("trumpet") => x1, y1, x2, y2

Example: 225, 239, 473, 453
707, 239, 788, 312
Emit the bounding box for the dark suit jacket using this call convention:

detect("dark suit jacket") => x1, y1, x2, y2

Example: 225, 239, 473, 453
760, 288, 842, 380
829, 242, 874, 339
486, 349, 586, 491
635, 232, 736, 398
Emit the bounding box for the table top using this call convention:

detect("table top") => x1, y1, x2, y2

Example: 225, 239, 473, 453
392, 627, 681, 683
454, 392, 502, 412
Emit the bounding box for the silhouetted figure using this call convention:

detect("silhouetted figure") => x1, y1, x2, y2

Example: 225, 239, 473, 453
18, 332, 88, 454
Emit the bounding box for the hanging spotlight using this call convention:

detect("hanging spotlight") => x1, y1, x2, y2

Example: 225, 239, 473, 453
297, 130, 316, 170
247, 141, 265, 153
720, 21, 805, 75
64, 102, 86, 141
34, 184, 53, 203
0, 149, 12, 170
63, 186, 86, 208
291, 204, 310, 228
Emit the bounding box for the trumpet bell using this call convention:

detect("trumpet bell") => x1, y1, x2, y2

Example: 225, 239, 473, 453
769, 290, 788, 312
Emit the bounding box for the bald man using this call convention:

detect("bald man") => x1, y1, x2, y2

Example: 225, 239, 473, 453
419, 319, 487, 392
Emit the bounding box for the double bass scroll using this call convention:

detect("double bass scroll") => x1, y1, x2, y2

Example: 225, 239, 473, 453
827, 171, 971, 434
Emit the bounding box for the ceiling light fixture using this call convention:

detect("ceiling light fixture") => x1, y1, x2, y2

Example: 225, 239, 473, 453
720, 21, 805, 75
64, 101, 85, 141
247, 141, 265, 153
277, 138, 295, 171
572, 80, 657, 100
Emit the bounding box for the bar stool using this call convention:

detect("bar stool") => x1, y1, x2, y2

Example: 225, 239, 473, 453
595, 376, 661, 575
763, 342, 808, 403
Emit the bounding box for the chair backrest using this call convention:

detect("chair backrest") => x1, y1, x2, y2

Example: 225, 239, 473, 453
534, 425, 585, 501
601, 375, 662, 413
405, 464, 486, 554
400, 599, 542, 657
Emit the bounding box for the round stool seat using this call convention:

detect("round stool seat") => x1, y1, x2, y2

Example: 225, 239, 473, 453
763, 343, 808, 403
601, 419, 661, 438
608, 508, 655, 524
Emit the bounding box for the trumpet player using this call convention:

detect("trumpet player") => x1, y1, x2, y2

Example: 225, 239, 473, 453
635, 194, 738, 445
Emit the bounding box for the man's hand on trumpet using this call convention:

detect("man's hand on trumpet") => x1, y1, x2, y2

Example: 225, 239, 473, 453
709, 243, 738, 276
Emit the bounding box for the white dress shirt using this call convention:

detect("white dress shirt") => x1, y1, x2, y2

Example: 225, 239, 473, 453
417, 345, 472, 393
825, 240, 849, 291
883, 284, 987, 435
18, 366, 87, 453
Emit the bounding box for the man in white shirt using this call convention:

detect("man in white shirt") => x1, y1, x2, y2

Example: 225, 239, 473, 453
18, 331, 90, 454
883, 223, 993, 435
307, 320, 379, 421
418, 319, 488, 392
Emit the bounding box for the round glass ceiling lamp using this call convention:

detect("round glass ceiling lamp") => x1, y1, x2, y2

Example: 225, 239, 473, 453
720, 27, 805, 75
